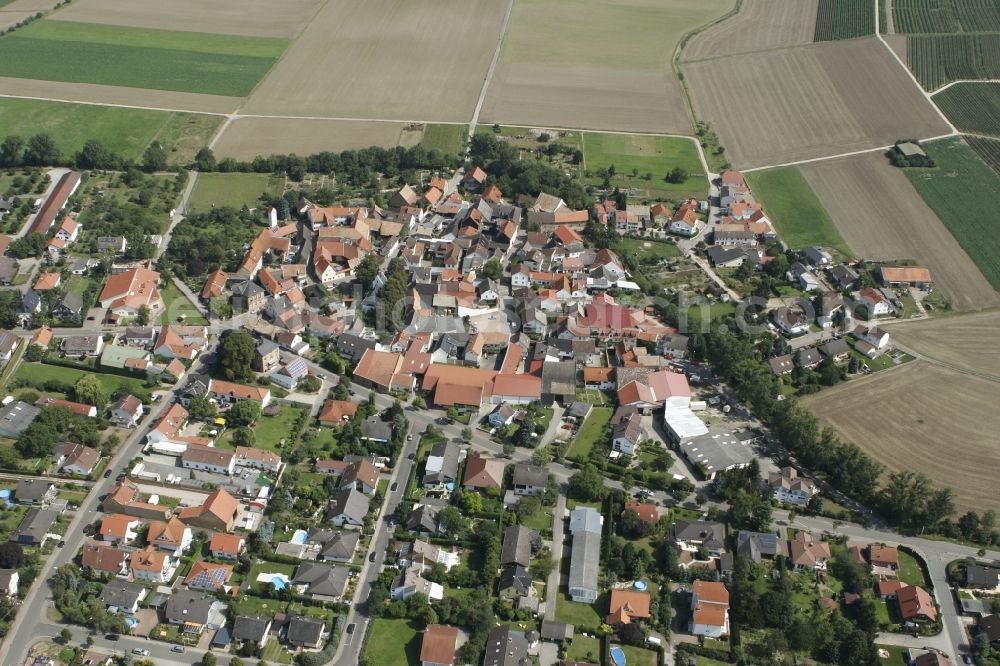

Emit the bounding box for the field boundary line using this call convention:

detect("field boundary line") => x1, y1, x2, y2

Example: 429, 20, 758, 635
872, 0, 958, 133
741, 131, 958, 172
468, 0, 516, 141
208, 114, 237, 150
931, 79, 1000, 95
0, 92, 229, 116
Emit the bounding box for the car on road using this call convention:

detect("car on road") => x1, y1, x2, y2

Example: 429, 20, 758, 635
57, 540, 65, 547
103, 469, 112, 478
407, 453, 416, 461
390, 482, 398, 491
369, 552, 376, 562
407, 434, 412, 440
105, 634, 119, 641
346, 623, 356, 634
131, 648, 149, 656
170, 646, 185, 653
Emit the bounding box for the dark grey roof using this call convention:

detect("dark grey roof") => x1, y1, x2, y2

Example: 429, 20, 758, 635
736, 530, 780, 561
315, 530, 360, 560
406, 504, 440, 533
0, 401, 41, 439
539, 620, 573, 641
567, 530, 600, 598
287, 615, 325, 646
361, 415, 393, 441
497, 564, 532, 596
100, 580, 145, 609
566, 402, 592, 419
797, 348, 822, 366
483, 625, 532, 666
56, 291, 83, 314
336, 333, 376, 363
501, 525, 535, 567
820, 338, 850, 357
512, 463, 547, 489
541, 361, 576, 397
14, 479, 53, 502
325, 487, 369, 523
292, 563, 348, 598
967, 565, 999, 588
231, 280, 264, 298
670, 520, 726, 550
164, 591, 213, 625
424, 442, 459, 486
232, 615, 270, 642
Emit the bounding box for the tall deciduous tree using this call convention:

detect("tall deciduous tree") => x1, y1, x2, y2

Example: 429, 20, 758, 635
218, 329, 255, 381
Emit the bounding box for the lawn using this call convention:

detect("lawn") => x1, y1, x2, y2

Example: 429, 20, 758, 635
616, 237, 682, 260
697, 658, 736, 666
620, 644, 659, 666
875, 643, 910, 666
247, 560, 297, 593
0, 98, 220, 163
218, 404, 306, 453
187, 172, 285, 212
159, 280, 207, 325
583, 132, 706, 200
897, 550, 929, 587
363, 618, 422, 666
0, 505, 28, 541
746, 166, 852, 256
0, 20, 286, 96
260, 639, 293, 664
554, 593, 603, 632
566, 635, 601, 663
419, 123, 467, 156
566, 406, 612, 461
13, 362, 150, 397
905, 137, 1000, 291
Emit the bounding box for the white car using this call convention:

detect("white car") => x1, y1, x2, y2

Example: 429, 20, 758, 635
131, 648, 150, 656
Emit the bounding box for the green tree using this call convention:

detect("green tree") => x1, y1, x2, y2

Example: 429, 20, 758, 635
461, 492, 483, 514
75, 140, 119, 170
233, 427, 255, 447
136, 306, 151, 326
354, 254, 380, 296
73, 375, 108, 408
665, 167, 688, 184
438, 506, 467, 536
568, 464, 607, 502
187, 395, 217, 420
227, 400, 261, 427
218, 329, 256, 381
59, 627, 71, 644
482, 257, 502, 280
201, 653, 216, 666
0, 135, 23, 167
142, 141, 168, 172
23, 133, 61, 166
194, 146, 216, 171
298, 376, 322, 393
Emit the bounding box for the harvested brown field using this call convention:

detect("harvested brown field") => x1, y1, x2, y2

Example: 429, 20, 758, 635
0, 11, 34, 30
479, 64, 690, 134
682, 38, 949, 168
480, 0, 732, 134
884, 33, 908, 61
885, 310, 1000, 377
805, 361, 1000, 514
213, 117, 416, 160
799, 152, 1000, 311
241, 0, 506, 121
0, 77, 240, 115
683, 0, 818, 61
0, 0, 57, 30
51, 0, 324, 38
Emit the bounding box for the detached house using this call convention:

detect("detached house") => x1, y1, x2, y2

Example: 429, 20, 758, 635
690, 581, 730, 638
769, 467, 818, 506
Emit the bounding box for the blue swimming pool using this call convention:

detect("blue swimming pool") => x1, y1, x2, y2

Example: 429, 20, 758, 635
610, 646, 626, 666
291, 529, 308, 544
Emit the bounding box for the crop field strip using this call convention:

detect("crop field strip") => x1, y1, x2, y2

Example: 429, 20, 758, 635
965, 135, 1000, 176
892, 0, 1000, 34
887, 310, 1000, 378
0, 19, 287, 97
0, 97, 221, 163
799, 151, 1000, 311
682, 0, 819, 61
907, 34, 1000, 89
903, 137, 1000, 292
813, 0, 876, 42
933, 82, 1000, 136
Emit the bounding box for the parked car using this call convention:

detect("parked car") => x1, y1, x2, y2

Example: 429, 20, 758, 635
346, 623, 356, 635
171, 646, 185, 653
105, 634, 119, 641
131, 648, 149, 656
103, 469, 113, 478
57, 540, 65, 548
390, 482, 398, 492
369, 552, 376, 563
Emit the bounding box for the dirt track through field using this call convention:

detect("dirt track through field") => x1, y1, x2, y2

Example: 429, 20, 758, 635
799, 152, 1000, 311
806, 361, 1000, 514
682, 38, 950, 168
884, 310, 1000, 377
683, 0, 818, 61
0, 77, 240, 114
240, 0, 507, 122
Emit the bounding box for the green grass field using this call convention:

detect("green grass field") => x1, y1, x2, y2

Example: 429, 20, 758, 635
897, 550, 929, 587
554, 593, 604, 632
218, 405, 306, 452
187, 173, 284, 212
0, 98, 220, 163
616, 237, 682, 260
620, 645, 660, 666
419, 124, 467, 156
583, 132, 705, 199
566, 406, 612, 461
159, 280, 208, 325
363, 619, 421, 666
905, 138, 1000, 291
566, 635, 601, 663
746, 166, 852, 256
13, 362, 149, 396
246, 560, 297, 594
0, 20, 287, 96
934, 83, 1000, 137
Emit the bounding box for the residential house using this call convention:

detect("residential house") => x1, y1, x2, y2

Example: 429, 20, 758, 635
57, 443, 100, 475
184, 561, 233, 592
98, 267, 163, 318
735, 531, 780, 562
868, 544, 899, 571
423, 442, 460, 492
99, 580, 146, 615
966, 565, 1000, 590
772, 307, 808, 336
102, 480, 170, 521
341, 458, 379, 495
769, 467, 818, 506
254, 339, 281, 372
502, 525, 536, 568
292, 563, 349, 602
828, 265, 859, 290
182, 445, 235, 476
690, 580, 730, 637
209, 533, 246, 560
391, 567, 443, 602
797, 348, 822, 369
130, 546, 176, 583
611, 411, 644, 456
623, 502, 659, 526
787, 532, 831, 571
12, 508, 56, 545
482, 625, 531, 666
98, 514, 141, 544
606, 589, 651, 626
146, 517, 192, 553
897, 585, 937, 623
802, 246, 833, 267
287, 616, 326, 649
568, 508, 602, 603
232, 615, 272, 651
317, 399, 358, 426
498, 564, 533, 600
163, 591, 223, 634
326, 486, 370, 528
109, 395, 143, 428
512, 463, 547, 496
14, 480, 55, 506
61, 334, 104, 357
0, 569, 17, 597
206, 379, 271, 408
768, 355, 794, 376
671, 520, 726, 556
462, 452, 505, 491
81, 543, 129, 577
858, 287, 893, 318
820, 338, 851, 363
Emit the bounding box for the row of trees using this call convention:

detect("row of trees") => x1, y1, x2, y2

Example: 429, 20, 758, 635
0, 134, 171, 172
